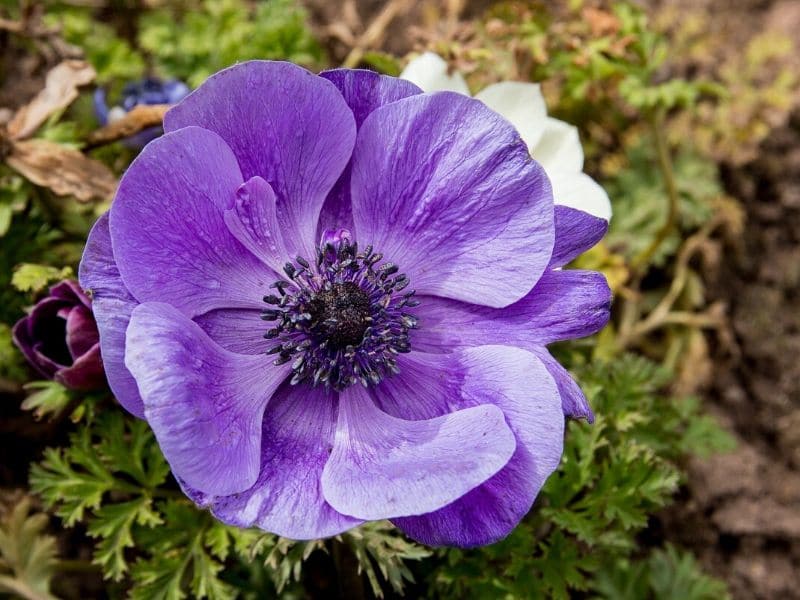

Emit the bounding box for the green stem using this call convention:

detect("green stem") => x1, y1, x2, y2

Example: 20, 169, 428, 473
631, 110, 680, 273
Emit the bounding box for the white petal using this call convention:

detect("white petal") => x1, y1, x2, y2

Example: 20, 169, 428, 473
475, 81, 548, 151
532, 117, 584, 174
550, 171, 612, 220
399, 52, 470, 95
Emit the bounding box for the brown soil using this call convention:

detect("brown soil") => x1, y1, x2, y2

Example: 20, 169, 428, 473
660, 111, 800, 600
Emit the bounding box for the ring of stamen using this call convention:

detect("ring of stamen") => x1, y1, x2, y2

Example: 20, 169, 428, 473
261, 233, 419, 390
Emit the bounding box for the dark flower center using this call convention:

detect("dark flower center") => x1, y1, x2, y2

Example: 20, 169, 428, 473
307, 281, 372, 349
261, 231, 419, 390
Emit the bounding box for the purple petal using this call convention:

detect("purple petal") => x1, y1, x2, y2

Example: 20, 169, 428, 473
197, 384, 362, 539
550, 205, 608, 268
12, 298, 65, 378
223, 176, 287, 277
49, 280, 91, 309
125, 302, 289, 496
164, 61, 356, 258
532, 347, 594, 422
391, 346, 564, 547
413, 269, 611, 352
194, 308, 265, 355
64, 305, 98, 360
316, 69, 422, 234
349, 91, 554, 308
55, 343, 105, 390
109, 126, 273, 316
79, 214, 144, 417
321, 384, 515, 520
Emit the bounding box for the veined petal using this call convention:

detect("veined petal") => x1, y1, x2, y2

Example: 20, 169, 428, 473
412, 269, 611, 352
317, 69, 421, 235
197, 385, 363, 540
532, 346, 594, 422
321, 384, 515, 520
350, 91, 554, 308
110, 126, 273, 316
164, 61, 356, 258
125, 302, 289, 496
223, 176, 288, 277
550, 205, 609, 268
391, 346, 564, 546
79, 213, 144, 417
194, 308, 265, 355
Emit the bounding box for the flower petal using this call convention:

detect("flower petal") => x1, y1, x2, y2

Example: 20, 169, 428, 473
110, 126, 273, 317
64, 305, 98, 360
475, 81, 548, 152
317, 69, 421, 234
350, 92, 554, 308
550, 171, 612, 221
194, 308, 265, 355
399, 52, 470, 94
223, 176, 288, 277
550, 205, 608, 268
125, 302, 289, 496
321, 384, 515, 520
392, 346, 564, 546
412, 269, 611, 352
56, 343, 105, 390
79, 214, 144, 417
532, 346, 594, 421
531, 116, 584, 174
196, 385, 362, 540
164, 61, 356, 258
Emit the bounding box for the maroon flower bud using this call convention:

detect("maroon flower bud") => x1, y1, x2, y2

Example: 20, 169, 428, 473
12, 280, 105, 390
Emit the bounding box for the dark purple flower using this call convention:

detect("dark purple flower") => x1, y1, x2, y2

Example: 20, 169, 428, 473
94, 78, 190, 147
79, 61, 610, 547
12, 280, 105, 390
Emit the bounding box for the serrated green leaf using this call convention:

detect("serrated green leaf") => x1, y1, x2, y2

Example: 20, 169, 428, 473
21, 381, 71, 420
11, 264, 73, 293
88, 497, 163, 581
0, 498, 59, 600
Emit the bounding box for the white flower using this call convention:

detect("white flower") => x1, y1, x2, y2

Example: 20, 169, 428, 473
401, 52, 612, 220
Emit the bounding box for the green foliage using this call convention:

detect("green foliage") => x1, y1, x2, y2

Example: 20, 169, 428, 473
50, 10, 146, 83
341, 522, 432, 597
0, 498, 59, 600
0, 322, 27, 382
594, 544, 730, 600
29, 411, 430, 598
0, 174, 29, 238
605, 138, 719, 265
11, 263, 73, 293
20, 381, 72, 420
138, 0, 323, 87
432, 355, 733, 599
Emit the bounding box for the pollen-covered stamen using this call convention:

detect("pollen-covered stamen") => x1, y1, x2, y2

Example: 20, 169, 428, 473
261, 230, 419, 390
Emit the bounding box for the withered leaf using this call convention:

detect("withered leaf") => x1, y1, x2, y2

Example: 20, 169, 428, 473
7, 60, 96, 141
6, 139, 116, 203
85, 103, 170, 148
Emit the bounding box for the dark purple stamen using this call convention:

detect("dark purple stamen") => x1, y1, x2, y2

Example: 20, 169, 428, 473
261, 232, 418, 390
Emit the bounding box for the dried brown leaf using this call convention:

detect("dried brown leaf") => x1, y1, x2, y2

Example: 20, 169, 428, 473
85, 103, 170, 148
7, 60, 95, 141
6, 139, 116, 202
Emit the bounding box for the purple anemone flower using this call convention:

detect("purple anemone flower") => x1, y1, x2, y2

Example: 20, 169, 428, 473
13, 280, 105, 390
79, 61, 610, 547
94, 78, 190, 148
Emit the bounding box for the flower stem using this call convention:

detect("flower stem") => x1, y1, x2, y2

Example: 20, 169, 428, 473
631, 110, 680, 274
